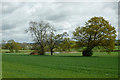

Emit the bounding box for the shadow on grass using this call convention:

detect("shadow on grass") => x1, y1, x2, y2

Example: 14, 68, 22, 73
3, 53, 99, 58
56, 55, 99, 58
6, 54, 52, 57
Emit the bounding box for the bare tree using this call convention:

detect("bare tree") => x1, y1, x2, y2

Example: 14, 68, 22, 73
26, 21, 51, 55
47, 27, 68, 55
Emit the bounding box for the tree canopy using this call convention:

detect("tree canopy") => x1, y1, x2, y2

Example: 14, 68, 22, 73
47, 30, 68, 55
26, 21, 51, 55
5, 40, 21, 53
26, 21, 68, 55
73, 16, 117, 56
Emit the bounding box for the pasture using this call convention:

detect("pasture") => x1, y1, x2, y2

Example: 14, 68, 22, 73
2, 52, 118, 78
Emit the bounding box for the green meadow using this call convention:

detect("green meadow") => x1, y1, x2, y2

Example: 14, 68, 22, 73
2, 52, 118, 78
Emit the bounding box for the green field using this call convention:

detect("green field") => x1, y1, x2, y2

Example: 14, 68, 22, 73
2, 52, 118, 78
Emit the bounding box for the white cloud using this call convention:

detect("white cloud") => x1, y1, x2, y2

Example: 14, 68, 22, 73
2, 2, 118, 42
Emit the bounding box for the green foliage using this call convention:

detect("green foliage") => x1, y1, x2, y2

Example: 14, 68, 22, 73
5, 40, 21, 53
55, 39, 76, 52
47, 28, 68, 55
0, 48, 1, 53
2, 40, 6, 49
59, 38, 72, 51
20, 43, 32, 50
73, 16, 117, 56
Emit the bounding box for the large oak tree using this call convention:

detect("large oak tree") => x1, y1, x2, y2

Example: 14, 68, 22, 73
73, 17, 117, 56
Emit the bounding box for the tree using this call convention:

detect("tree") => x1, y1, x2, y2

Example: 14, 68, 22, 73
26, 21, 51, 55
5, 40, 21, 53
73, 16, 117, 56
59, 38, 72, 51
47, 27, 68, 55
2, 40, 6, 49
14, 42, 21, 52
20, 43, 32, 50
117, 40, 120, 46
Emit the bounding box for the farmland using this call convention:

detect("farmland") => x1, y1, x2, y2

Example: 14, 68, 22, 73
2, 52, 118, 78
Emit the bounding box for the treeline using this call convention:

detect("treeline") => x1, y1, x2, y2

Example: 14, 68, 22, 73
2, 40, 32, 52
1, 39, 119, 53
1, 16, 119, 56
1, 39, 76, 53
26, 16, 118, 56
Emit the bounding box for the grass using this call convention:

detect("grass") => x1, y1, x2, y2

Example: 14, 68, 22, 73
2, 45, 119, 53
1, 49, 33, 53
2, 52, 118, 78
0, 53, 2, 79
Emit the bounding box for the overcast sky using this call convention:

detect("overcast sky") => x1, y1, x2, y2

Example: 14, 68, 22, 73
1, 2, 118, 43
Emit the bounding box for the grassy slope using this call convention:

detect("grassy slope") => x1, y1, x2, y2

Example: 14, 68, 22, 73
2, 52, 118, 78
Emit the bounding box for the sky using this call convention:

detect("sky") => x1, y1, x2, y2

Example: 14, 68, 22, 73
1, 1, 119, 43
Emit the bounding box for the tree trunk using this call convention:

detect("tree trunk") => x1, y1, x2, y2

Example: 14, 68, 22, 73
39, 46, 45, 55
82, 48, 93, 56
50, 48, 53, 55
10, 49, 14, 53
